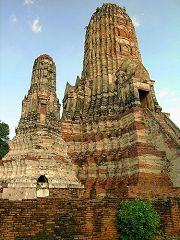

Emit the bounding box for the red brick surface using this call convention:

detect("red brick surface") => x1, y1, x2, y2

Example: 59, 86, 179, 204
0, 196, 179, 239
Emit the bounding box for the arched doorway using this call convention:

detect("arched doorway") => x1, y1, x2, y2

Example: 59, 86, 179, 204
37, 175, 48, 185
36, 175, 49, 197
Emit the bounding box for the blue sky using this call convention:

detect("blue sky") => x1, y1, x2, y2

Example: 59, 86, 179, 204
0, 0, 180, 139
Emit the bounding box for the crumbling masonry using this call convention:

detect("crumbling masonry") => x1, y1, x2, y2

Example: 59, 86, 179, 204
0, 3, 179, 239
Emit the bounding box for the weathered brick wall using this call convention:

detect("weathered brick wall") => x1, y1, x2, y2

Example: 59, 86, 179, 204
0, 192, 179, 239
154, 197, 180, 238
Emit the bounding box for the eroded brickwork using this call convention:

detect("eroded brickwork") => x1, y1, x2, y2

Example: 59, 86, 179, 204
0, 55, 82, 201
60, 3, 180, 198
0, 196, 179, 240
0, 3, 179, 239
62, 4, 161, 121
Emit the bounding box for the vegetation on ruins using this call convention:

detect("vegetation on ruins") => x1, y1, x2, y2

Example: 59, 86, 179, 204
0, 120, 9, 159
122, 6, 126, 12
96, 7, 100, 12
116, 199, 160, 240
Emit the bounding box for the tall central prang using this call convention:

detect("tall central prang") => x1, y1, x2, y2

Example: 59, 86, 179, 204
61, 3, 179, 198
62, 4, 161, 121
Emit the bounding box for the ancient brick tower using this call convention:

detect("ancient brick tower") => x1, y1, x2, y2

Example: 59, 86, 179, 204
61, 3, 180, 198
0, 54, 82, 200
0, 3, 179, 201
0, 3, 179, 239
62, 4, 161, 121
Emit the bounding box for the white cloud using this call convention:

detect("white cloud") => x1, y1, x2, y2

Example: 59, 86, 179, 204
132, 17, 140, 28
31, 18, 42, 33
23, 0, 33, 5
10, 15, 18, 23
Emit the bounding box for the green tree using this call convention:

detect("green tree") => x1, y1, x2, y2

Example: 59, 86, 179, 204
116, 199, 160, 240
0, 121, 10, 159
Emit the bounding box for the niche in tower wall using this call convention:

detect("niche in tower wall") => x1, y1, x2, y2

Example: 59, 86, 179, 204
37, 175, 48, 184
40, 103, 46, 122
138, 89, 150, 109
40, 103, 47, 115
37, 175, 49, 197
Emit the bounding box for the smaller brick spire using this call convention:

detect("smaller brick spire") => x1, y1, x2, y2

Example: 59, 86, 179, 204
30, 54, 56, 93
15, 54, 61, 145
37, 54, 53, 62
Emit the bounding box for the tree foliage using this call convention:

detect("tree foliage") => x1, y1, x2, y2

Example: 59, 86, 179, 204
116, 199, 160, 240
0, 121, 9, 159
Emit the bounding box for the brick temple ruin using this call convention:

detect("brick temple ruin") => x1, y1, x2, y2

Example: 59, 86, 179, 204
0, 3, 179, 239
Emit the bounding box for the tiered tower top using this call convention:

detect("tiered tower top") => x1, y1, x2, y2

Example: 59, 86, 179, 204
14, 54, 61, 145
82, 3, 142, 83
62, 3, 155, 120
37, 54, 53, 61
30, 54, 56, 93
